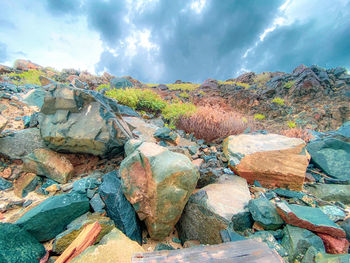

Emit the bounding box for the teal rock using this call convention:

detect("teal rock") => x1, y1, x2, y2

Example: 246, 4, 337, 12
90, 193, 105, 213
0, 223, 46, 263
16, 192, 89, 241
276, 202, 346, 238
336, 121, 350, 138
248, 197, 284, 230
0, 128, 46, 159
0, 177, 12, 190
154, 127, 178, 143
231, 211, 253, 232
187, 145, 199, 155
39, 84, 133, 157
307, 128, 350, 181
154, 243, 175, 251
73, 177, 101, 194
36, 178, 57, 195
109, 77, 133, 90
220, 228, 246, 243
21, 87, 47, 108
99, 171, 142, 244
273, 188, 306, 199
177, 175, 251, 244
305, 184, 350, 204
249, 231, 288, 258
281, 225, 325, 263
320, 205, 346, 222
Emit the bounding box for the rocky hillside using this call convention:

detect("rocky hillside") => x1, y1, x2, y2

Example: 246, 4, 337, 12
0, 60, 349, 262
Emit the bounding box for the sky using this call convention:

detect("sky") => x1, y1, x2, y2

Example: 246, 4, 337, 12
0, 0, 349, 83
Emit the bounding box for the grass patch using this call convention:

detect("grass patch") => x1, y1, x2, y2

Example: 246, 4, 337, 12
254, 114, 266, 120
284, 81, 295, 89
145, 83, 158, 88
218, 81, 250, 88
162, 102, 197, 129
272, 97, 285, 106
105, 88, 166, 112
96, 83, 109, 91
167, 83, 200, 91
179, 92, 190, 98
7, 69, 44, 85
287, 120, 296, 128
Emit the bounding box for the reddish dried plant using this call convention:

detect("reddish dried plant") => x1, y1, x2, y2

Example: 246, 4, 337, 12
177, 105, 250, 142
280, 128, 314, 143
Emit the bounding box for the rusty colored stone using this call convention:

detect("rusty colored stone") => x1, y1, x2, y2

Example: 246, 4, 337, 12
317, 233, 350, 254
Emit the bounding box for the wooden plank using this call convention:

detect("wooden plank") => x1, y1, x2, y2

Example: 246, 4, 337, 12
132, 239, 283, 263
55, 221, 102, 263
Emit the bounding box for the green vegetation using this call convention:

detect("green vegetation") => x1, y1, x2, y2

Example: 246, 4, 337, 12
218, 81, 250, 88
96, 83, 109, 91
7, 69, 43, 85
162, 102, 197, 129
179, 92, 190, 98
254, 72, 270, 87
272, 97, 285, 106
144, 83, 158, 88
284, 81, 295, 89
242, 117, 248, 123
254, 114, 266, 120
105, 88, 166, 112
287, 120, 296, 128
167, 83, 199, 91
198, 90, 206, 96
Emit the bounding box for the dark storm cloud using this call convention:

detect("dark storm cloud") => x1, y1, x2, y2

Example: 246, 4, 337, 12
95, 0, 284, 82
244, 3, 350, 74
0, 42, 8, 62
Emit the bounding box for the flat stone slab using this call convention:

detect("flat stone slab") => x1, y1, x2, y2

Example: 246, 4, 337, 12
276, 202, 346, 238
305, 184, 350, 205
132, 239, 283, 263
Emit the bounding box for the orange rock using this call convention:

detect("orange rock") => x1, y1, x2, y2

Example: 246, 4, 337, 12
55, 222, 102, 263
192, 158, 204, 168
223, 134, 309, 190
14, 173, 38, 198
45, 184, 60, 192
317, 233, 350, 254
0, 167, 12, 179
14, 59, 42, 71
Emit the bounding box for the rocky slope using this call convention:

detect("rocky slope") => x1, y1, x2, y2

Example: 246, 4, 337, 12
0, 60, 349, 263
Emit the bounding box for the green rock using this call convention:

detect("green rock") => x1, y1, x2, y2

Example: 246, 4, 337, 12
249, 231, 288, 258
340, 218, 350, 241
53, 212, 114, 254
177, 175, 251, 244
0, 177, 12, 190
0, 223, 45, 263
120, 141, 199, 240
40, 84, 133, 157
154, 243, 175, 251
22, 87, 47, 108
315, 253, 350, 263
109, 77, 133, 90
248, 197, 284, 230
273, 188, 306, 199
154, 127, 178, 143
16, 192, 89, 241
320, 205, 346, 222
305, 184, 350, 205
307, 132, 350, 181
281, 225, 325, 263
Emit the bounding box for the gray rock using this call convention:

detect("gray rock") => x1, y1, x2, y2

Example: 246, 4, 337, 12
0, 128, 46, 159
109, 77, 133, 90
305, 184, 350, 205
39, 84, 133, 157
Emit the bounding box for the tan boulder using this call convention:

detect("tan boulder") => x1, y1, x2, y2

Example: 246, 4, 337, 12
22, 148, 74, 183
71, 228, 144, 263
223, 133, 309, 190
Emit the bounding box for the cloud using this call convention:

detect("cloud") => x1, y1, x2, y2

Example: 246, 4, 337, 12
0, 42, 8, 62
45, 0, 80, 16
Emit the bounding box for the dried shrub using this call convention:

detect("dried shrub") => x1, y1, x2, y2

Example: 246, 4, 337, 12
176, 105, 250, 142
280, 128, 314, 143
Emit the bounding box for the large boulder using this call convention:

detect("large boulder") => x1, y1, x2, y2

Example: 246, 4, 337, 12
99, 171, 142, 244
120, 140, 199, 240
71, 228, 144, 263
177, 175, 251, 244
223, 134, 309, 190
0, 223, 46, 263
16, 192, 90, 241
22, 148, 74, 183
307, 122, 350, 182
0, 128, 46, 159
39, 84, 133, 157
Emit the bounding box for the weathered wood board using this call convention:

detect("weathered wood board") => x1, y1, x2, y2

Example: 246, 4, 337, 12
132, 239, 283, 263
